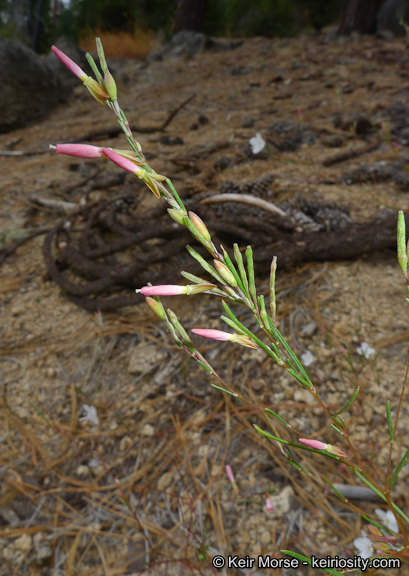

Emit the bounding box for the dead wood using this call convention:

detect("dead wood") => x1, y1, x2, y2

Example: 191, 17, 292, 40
41, 189, 400, 310
322, 137, 381, 167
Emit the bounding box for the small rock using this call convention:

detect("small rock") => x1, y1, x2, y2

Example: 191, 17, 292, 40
76, 465, 89, 477
119, 435, 133, 451
128, 343, 167, 375
294, 389, 310, 403
33, 532, 52, 565
264, 486, 294, 518
250, 378, 265, 391
300, 321, 318, 337
14, 534, 32, 551
142, 424, 155, 437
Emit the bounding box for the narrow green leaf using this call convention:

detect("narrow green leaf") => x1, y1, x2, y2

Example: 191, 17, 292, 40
390, 445, 409, 487
245, 245, 257, 305
321, 475, 348, 502
96, 37, 108, 72
233, 244, 249, 293
221, 301, 281, 362
386, 400, 394, 443
196, 359, 212, 373
85, 53, 103, 85
330, 423, 344, 435
362, 514, 389, 532
221, 246, 245, 292
392, 501, 409, 525
181, 271, 209, 284
265, 408, 291, 428
186, 246, 224, 284
166, 178, 187, 213
167, 309, 194, 350
397, 210, 408, 278
353, 470, 386, 502
220, 315, 247, 335
336, 386, 360, 415
211, 384, 237, 396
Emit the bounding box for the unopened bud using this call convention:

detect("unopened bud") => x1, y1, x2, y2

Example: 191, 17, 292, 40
168, 208, 187, 226
397, 211, 408, 279
96, 37, 108, 72
213, 260, 237, 287
104, 69, 117, 101
188, 211, 211, 241
145, 297, 166, 320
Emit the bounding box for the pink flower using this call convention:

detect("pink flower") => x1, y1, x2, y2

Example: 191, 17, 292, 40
52, 46, 87, 81
192, 329, 232, 341
192, 328, 258, 349
265, 494, 274, 513
299, 438, 348, 459
102, 148, 142, 176
299, 438, 328, 450
138, 284, 215, 297
225, 465, 239, 495
53, 143, 102, 159
225, 465, 235, 483
139, 285, 186, 296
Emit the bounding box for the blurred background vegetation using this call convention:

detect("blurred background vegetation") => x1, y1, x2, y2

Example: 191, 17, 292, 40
0, 0, 343, 57
0, 0, 344, 55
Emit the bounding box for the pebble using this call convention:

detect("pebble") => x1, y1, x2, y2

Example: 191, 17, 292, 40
142, 424, 155, 437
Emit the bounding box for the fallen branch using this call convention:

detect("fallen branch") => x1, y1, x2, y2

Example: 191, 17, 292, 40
322, 137, 381, 167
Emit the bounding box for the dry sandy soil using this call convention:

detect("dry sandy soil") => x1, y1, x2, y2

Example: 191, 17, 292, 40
1, 31, 409, 575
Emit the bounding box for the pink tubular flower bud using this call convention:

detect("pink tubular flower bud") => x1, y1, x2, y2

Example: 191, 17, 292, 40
299, 438, 348, 458
299, 438, 328, 451
102, 148, 142, 176
225, 465, 235, 483
188, 211, 211, 241
192, 328, 232, 342
265, 494, 274, 513
52, 45, 87, 80
139, 285, 186, 296
192, 329, 257, 349
225, 464, 239, 495
138, 284, 215, 297
53, 143, 102, 159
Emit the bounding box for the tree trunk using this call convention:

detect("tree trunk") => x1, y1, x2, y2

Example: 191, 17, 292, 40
173, 0, 208, 33
338, 0, 386, 34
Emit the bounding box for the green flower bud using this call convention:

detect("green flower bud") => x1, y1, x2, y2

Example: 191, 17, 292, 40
213, 260, 237, 287
397, 210, 408, 279
104, 69, 117, 101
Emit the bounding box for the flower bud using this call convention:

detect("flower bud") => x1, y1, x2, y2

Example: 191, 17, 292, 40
397, 210, 408, 279
145, 297, 166, 320
299, 438, 328, 450
104, 69, 117, 101
52, 46, 87, 80
102, 148, 142, 176
53, 143, 102, 159
188, 211, 211, 241
168, 209, 187, 226
213, 260, 237, 287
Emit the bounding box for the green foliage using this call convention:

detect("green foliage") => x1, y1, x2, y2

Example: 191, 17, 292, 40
205, 0, 343, 37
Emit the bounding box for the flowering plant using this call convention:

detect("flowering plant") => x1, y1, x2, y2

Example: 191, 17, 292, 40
50, 39, 409, 574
